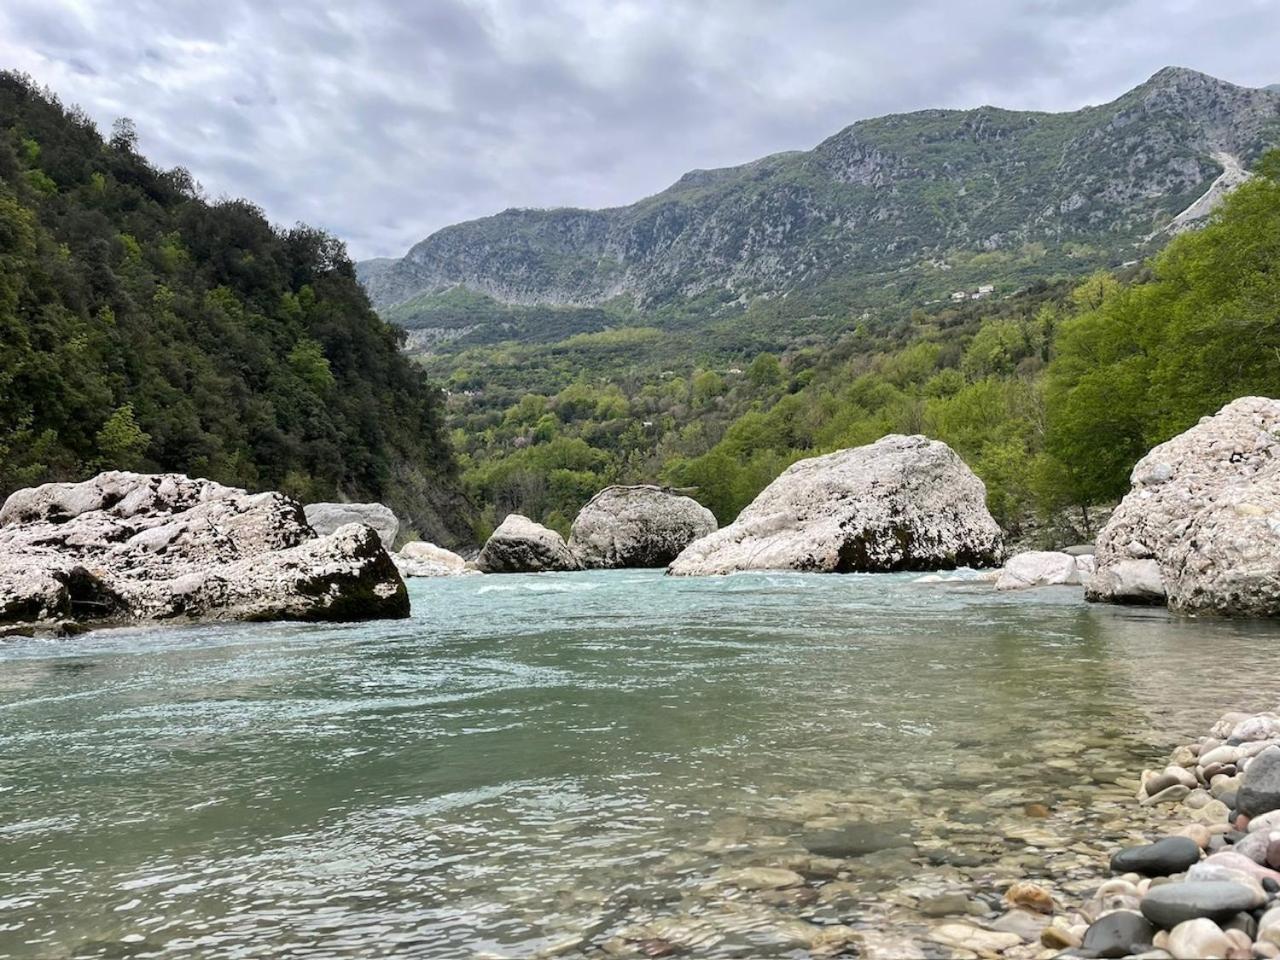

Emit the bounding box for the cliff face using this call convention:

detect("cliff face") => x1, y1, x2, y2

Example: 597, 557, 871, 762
361, 68, 1280, 326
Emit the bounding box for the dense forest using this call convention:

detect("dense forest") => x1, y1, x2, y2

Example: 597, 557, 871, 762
0, 73, 468, 545
442, 150, 1280, 545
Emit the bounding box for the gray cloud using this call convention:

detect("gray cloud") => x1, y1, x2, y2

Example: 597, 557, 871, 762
2, 0, 1277, 259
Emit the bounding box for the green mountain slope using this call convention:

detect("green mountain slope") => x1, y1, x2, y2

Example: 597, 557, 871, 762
0, 72, 469, 545
361, 67, 1280, 347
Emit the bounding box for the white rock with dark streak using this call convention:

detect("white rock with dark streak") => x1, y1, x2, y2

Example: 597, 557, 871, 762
476, 514, 580, 573
0, 472, 408, 631
569, 485, 716, 569
1088, 397, 1280, 615
668, 435, 1003, 576
149, 523, 408, 623
0, 553, 82, 623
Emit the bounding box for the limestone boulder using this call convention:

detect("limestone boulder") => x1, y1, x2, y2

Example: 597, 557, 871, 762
476, 514, 580, 573
668, 435, 1003, 576
1087, 397, 1280, 615
304, 501, 400, 550
995, 551, 1088, 590
394, 541, 470, 577
569, 485, 716, 568
0, 472, 408, 631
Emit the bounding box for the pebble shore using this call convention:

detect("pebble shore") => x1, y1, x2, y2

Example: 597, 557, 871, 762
890, 707, 1280, 960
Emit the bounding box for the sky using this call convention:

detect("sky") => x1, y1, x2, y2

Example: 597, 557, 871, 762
1, 1, 1277, 261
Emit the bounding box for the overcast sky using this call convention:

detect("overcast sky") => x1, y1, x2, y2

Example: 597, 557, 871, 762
1, 1, 1276, 260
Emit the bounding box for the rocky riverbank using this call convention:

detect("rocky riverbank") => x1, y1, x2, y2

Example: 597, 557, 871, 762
1017, 709, 1280, 960
574, 702, 1280, 960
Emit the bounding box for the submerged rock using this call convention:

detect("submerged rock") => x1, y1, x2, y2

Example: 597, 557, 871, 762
475, 514, 580, 573
0, 472, 408, 630
569, 485, 716, 569
1088, 396, 1280, 615
304, 501, 400, 550
668, 435, 1003, 576
1003, 880, 1055, 914
801, 820, 916, 859
715, 866, 805, 890
927, 922, 1022, 954
394, 541, 470, 578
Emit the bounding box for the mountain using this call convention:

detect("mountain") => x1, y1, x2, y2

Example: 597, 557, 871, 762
361, 67, 1280, 346
0, 72, 469, 545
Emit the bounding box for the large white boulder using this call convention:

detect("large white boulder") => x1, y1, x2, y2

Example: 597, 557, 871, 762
304, 501, 400, 550
0, 472, 408, 631
395, 541, 470, 577
995, 551, 1090, 590
667, 434, 1003, 576
475, 514, 580, 573
1087, 397, 1280, 615
569, 485, 717, 568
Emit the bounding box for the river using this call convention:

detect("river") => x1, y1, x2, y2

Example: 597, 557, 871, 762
3, 570, 1280, 958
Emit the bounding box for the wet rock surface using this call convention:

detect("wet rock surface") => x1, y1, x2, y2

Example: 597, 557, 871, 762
1081, 910, 1156, 958
1140, 880, 1262, 927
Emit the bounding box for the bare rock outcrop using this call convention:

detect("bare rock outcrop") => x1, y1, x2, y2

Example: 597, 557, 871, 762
667, 435, 1003, 576
0, 472, 408, 632
1087, 397, 1280, 615
475, 514, 579, 573
569, 485, 717, 569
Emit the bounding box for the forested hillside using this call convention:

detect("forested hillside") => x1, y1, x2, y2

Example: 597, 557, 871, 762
0, 72, 468, 544
446, 150, 1280, 544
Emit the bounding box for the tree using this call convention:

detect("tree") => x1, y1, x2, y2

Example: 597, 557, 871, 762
288, 338, 336, 393
747, 352, 783, 388
94, 405, 151, 471
109, 117, 138, 152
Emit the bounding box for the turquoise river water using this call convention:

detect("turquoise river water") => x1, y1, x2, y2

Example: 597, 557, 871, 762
4, 570, 1280, 958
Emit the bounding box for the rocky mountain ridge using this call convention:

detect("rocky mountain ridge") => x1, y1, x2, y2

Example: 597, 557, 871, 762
360, 68, 1280, 334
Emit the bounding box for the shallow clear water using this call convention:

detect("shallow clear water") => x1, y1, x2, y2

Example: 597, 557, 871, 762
3, 570, 1280, 959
